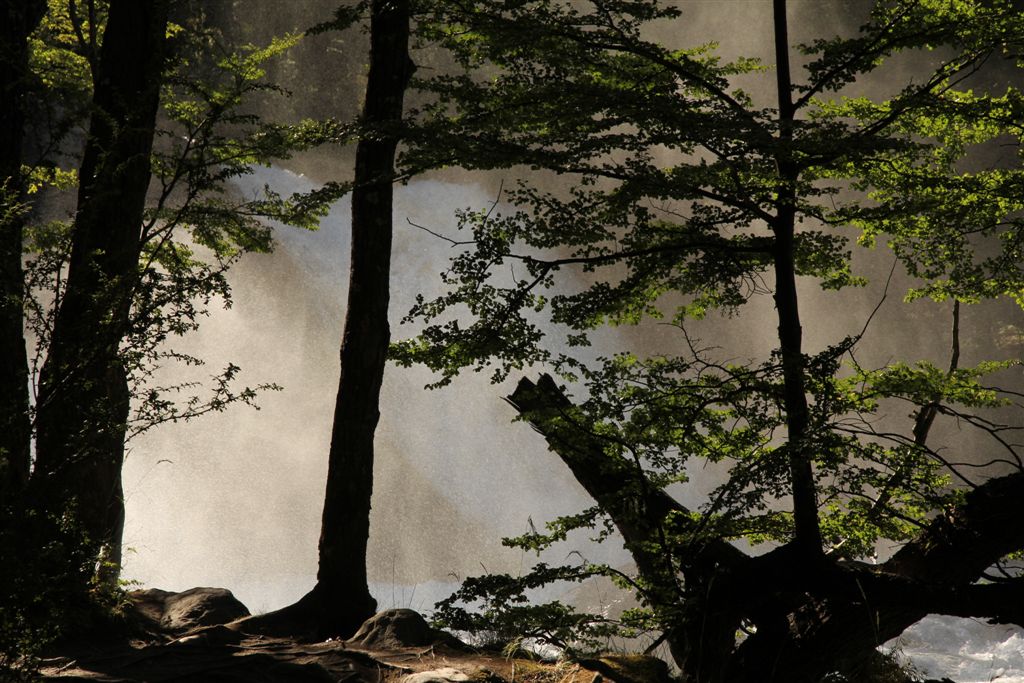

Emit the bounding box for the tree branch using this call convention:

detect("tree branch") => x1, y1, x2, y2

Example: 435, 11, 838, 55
506, 374, 748, 579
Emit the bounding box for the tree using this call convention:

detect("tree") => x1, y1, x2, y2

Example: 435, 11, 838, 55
0, 0, 46, 498
32, 0, 170, 581
312, 0, 413, 639
242, 0, 414, 640
3, 0, 335, 595
394, 1, 1024, 680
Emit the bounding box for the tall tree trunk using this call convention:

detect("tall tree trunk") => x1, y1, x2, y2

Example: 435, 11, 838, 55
33, 0, 168, 578
771, 0, 822, 557
0, 0, 45, 498
309, 0, 412, 638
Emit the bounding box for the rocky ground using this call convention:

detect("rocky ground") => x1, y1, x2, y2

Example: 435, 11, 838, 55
38, 588, 670, 683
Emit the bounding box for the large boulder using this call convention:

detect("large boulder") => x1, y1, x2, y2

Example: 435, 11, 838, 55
347, 609, 461, 650
129, 587, 250, 634
130, 588, 177, 631
162, 587, 250, 631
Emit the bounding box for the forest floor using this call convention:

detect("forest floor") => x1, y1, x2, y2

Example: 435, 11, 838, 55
37, 588, 667, 683
40, 632, 588, 682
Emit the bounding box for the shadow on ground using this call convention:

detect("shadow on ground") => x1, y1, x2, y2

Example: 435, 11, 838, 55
40, 588, 669, 683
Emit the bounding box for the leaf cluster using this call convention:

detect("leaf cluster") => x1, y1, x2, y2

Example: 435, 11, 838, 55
433, 562, 654, 655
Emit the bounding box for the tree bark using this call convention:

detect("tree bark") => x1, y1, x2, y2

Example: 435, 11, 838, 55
771, 0, 822, 558
309, 0, 412, 639
0, 0, 45, 498
33, 0, 168, 577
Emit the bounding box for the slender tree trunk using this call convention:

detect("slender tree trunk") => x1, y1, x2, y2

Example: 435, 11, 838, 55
33, 0, 168, 577
0, 0, 45, 498
309, 0, 412, 638
771, 0, 822, 557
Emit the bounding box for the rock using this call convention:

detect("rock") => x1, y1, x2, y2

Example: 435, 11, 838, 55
347, 609, 461, 650
403, 668, 472, 683
129, 587, 250, 634
129, 588, 177, 631
162, 587, 250, 631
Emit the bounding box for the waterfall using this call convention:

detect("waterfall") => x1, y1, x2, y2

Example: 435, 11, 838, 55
121, 166, 629, 613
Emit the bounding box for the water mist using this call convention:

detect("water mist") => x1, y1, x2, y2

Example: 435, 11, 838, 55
120, 167, 637, 614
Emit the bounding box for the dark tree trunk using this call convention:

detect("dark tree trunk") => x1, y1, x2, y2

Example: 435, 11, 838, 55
33, 0, 168, 576
771, 0, 822, 558
308, 0, 412, 639
724, 472, 1024, 682
0, 0, 45, 498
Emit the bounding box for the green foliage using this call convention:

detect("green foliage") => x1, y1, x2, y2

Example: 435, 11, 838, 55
400, 0, 1024, 372
0, 500, 96, 682
23, 5, 344, 437
307, 1, 369, 36
404, 0, 1024, 664
855, 360, 1017, 409
24, 0, 100, 163
433, 563, 653, 655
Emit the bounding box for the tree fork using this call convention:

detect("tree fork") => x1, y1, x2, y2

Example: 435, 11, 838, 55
724, 471, 1024, 681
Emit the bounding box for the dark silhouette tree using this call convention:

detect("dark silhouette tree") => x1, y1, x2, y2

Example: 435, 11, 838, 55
33, 0, 170, 578
312, 0, 413, 639
243, 0, 415, 640
0, 0, 46, 497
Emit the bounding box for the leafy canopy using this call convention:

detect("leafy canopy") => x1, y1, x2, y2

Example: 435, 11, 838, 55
391, 0, 1024, 648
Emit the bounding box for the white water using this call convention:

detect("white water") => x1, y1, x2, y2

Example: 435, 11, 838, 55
887, 617, 1024, 683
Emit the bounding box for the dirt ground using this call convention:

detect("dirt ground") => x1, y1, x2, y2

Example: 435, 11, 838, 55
37, 589, 669, 683
41, 633, 666, 682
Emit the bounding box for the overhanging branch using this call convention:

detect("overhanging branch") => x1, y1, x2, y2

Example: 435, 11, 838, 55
506, 374, 748, 582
